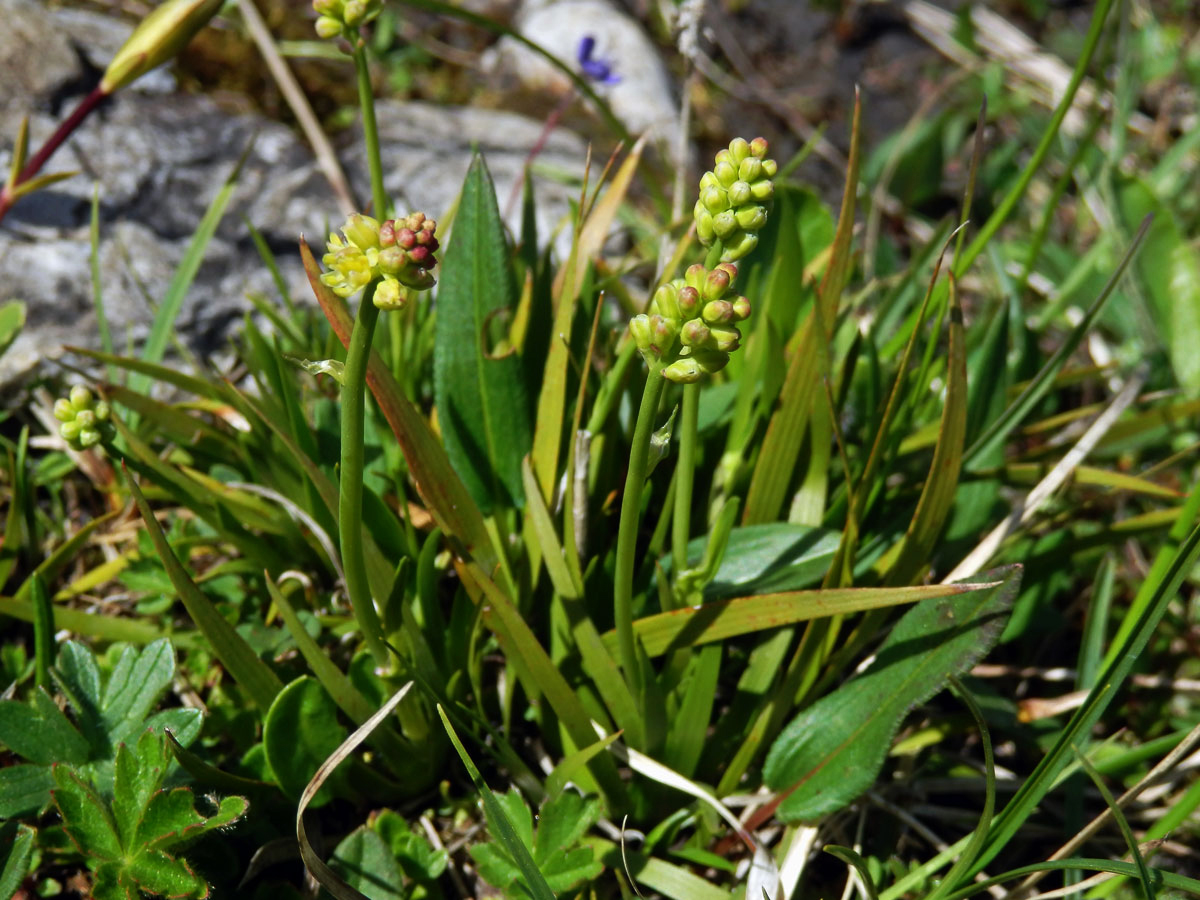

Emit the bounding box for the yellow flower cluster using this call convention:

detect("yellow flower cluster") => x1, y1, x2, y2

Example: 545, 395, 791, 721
321, 212, 439, 310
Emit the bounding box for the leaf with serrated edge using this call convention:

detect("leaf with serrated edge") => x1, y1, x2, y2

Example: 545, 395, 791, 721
763, 566, 1021, 821
102, 639, 175, 745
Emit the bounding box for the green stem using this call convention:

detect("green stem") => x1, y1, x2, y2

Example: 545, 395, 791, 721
352, 43, 388, 219
670, 384, 699, 587
613, 365, 667, 702
340, 285, 388, 664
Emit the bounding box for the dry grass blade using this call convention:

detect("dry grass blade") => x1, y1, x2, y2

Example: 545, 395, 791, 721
235, 0, 355, 216
943, 369, 1146, 583
296, 682, 413, 900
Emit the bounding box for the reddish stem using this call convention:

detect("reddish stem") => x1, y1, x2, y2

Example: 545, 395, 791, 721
0, 85, 108, 225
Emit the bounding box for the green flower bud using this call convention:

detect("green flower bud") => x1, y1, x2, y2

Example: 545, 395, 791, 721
701, 187, 729, 214
70, 385, 93, 411
56, 385, 113, 450
738, 158, 762, 182
693, 348, 731, 374
709, 325, 741, 352
702, 300, 734, 324
680, 319, 711, 347
704, 266, 732, 300
314, 16, 342, 37
100, 0, 223, 94
736, 205, 768, 232
664, 357, 703, 384
677, 286, 701, 317
695, 206, 715, 244
714, 160, 737, 188
721, 230, 758, 262
684, 264, 707, 292
630, 314, 653, 354
762, 158, 778, 178
712, 210, 738, 239
731, 296, 751, 320
727, 181, 751, 207
651, 314, 679, 351
651, 283, 682, 321
750, 179, 774, 202
342, 0, 367, 23
313, 0, 341, 15
729, 137, 751, 164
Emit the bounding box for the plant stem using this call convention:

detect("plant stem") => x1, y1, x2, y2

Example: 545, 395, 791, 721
353, 43, 388, 219
340, 285, 388, 664
614, 364, 666, 703
670, 383, 699, 587
336, 35, 391, 665
0, 86, 107, 225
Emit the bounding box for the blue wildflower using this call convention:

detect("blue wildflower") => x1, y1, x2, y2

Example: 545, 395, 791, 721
577, 35, 620, 85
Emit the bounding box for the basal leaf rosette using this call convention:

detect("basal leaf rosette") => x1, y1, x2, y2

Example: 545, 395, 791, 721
321, 212, 439, 310
630, 262, 752, 384
693, 137, 777, 263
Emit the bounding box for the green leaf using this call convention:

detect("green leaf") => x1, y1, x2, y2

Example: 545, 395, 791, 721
660, 523, 839, 601
51, 764, 123, 860
112, 730, 170, 849
604, 581, 991, 659
0, 687, 88, 766
0, 764, 55, 818
54, 640, 108, 755
264, 676, 348, 803
0, 822, 35, 900
1115, 176, 1200, 395
763, 566, 1020, 821
331, 827, 407, 900
124, 849, 207, 898
101, 639, 176, 745
434, 154, 533, 513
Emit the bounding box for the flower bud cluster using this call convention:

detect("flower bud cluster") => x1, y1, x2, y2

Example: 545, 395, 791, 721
313, 0, 381, 40
693, 137, 777, 262
629, 262, 752, 384
54, 386, 112, 450
321, 212, 439, 310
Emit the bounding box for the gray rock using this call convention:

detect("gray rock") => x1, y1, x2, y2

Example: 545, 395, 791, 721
0, 0, 589, 388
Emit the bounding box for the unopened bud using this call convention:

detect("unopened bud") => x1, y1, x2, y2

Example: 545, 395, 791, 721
712, 211, 738, 239
738, 158, 762, 182
709, 325, 741, 352
70, 385, 93, 410
721, 231, 758, 262
677, 286, 701, 317
749, 137, 769, 158
736, 205, 768, 232
652, 284, 681, 321
727, 181, 751, 207
314, 16, 342, 37
731, 296, 751, 320
702, 300, 734, 324
101, 0, 223, 93
713, 161, 737, 188
680, 319, 711, 347
728, 137, 751, 163
664, 357, 703, 384
750, 179, 774, 202
704, 267, 731, 300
